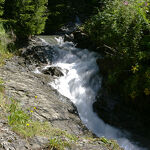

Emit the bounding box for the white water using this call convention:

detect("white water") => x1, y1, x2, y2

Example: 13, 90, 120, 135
38, 37, 146, 150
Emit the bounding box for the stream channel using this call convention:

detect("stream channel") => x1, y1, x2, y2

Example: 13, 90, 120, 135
35, 36, 147, 150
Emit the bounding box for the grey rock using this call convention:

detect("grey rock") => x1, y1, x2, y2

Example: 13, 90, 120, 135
42, 66, 64, 77
64, 33, 74, 42
0, 37, 122, 150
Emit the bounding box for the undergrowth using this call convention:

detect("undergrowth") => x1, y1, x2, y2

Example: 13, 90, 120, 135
0, 78, 77, 149
83, 0, 150, 110
0, 78, 122, 150
7, 99, 78, 149
0, 22, 13, 66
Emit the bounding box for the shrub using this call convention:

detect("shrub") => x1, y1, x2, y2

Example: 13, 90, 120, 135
44, 0, 101, 34
0, 0, 4, 17
83, 0, 150, 108
84, 0, 149, 51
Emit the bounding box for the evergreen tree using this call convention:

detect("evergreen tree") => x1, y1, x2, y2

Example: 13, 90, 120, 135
45, 0, 73, 34
44, 0, 101, 34
4, 0, 48, 39
0, 0, 4, 18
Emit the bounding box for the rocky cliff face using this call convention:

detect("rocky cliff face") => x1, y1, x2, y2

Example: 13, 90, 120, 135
0, 37, 122, 150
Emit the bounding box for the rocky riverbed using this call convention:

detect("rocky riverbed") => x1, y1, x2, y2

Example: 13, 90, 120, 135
65, 29, 150, 149
0, 37, 122, 150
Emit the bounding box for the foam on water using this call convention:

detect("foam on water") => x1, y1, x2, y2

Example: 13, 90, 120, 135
38, 37, 146, 150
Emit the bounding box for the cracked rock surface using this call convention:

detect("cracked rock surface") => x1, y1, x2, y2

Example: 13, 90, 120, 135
0, 37, 122, 150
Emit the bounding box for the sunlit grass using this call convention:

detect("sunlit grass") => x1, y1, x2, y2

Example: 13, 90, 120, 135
7, 99, 78, 149
0, 48, 13, 66
0, 22, 78, 149
0, 22, 13, 66
0, 79, 7, 111
49, 137, 70, 150
0, 79, 78, 149
0, 78, 121, 149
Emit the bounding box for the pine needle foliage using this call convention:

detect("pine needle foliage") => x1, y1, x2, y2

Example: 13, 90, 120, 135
0, 0, 4, 17
4, 0, 48, 39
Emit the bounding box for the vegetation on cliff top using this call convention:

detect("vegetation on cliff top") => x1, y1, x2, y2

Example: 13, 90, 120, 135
45, 0, 101, 34
0, 23, 13, 66
0, 0, 101, 64
83, 0, 150, 112
1, 0, 101, 39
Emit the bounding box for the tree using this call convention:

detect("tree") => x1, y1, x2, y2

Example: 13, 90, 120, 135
0, 0, 4, 18
4, 0, 48, 40
44, 0, 101, 34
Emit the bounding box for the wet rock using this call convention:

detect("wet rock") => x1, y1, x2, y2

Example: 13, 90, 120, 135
42, 67, 64, 77
64, 33, 74, 42
0, 36, 123, 150
93, 89, 150, 148
95, 57, 150, 148
0, 56, 91, 149
22, 45, 53, 65
20, 37, 58, 70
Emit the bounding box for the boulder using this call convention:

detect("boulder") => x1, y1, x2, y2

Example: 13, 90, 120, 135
42, 67, 64, 77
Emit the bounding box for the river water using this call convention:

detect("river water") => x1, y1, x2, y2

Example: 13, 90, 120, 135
38, 36, 146, 150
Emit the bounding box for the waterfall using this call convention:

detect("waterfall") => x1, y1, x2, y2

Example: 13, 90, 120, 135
37, 36, 146, 150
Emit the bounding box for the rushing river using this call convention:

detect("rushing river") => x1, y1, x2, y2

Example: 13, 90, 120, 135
37, 36, 146, 150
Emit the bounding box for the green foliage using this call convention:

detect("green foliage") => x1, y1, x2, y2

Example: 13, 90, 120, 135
0, 0, 4, 17
2, 0, 101, 36
4, 0, 48, 39
45, 0, 101, 34
83, 0, 150, 109
100, 137, 121, 150
0, 22, 13, 66
8, 99, 30, 126
45, 0, 72, 33
0, 78, 4, 94
5, 99, 78, 149
0, 82, 122, 150
49, 138, 70, 150
6, 98, 75, 140
84, 0, 149, 51
5, 97, 78, 147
